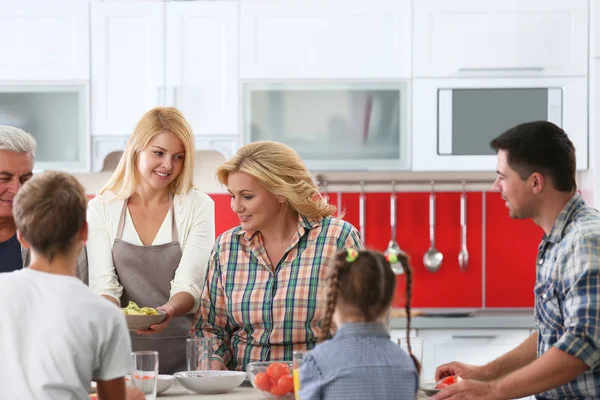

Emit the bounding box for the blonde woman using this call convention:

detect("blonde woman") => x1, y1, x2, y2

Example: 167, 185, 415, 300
191, 141, 363, 371
87, 107, 215, 374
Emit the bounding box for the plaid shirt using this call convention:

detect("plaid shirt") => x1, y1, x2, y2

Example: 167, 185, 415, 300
191, 215, 362, 370
534, 193, 600, 399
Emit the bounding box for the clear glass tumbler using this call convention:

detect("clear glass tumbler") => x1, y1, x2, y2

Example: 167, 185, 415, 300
131, 350, 159, 400
186, 337, 214, 371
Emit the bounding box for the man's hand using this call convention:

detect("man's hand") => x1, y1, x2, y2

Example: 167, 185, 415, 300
435, 362, 489, 382
431, 379, 501, 400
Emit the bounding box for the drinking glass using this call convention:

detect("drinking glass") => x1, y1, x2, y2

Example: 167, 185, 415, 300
293, 350, 307, 400
187, 338, 213, 371
131, 351, 158, 400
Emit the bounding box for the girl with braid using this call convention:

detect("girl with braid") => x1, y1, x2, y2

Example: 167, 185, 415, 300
298, 248, 420, 400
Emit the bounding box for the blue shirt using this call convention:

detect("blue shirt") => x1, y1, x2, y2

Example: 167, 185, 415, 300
0, 234, 22, 273
299, 322, 418, 400
535, 193, 600, 399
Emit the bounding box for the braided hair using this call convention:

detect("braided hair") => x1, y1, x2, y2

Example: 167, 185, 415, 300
398, 251, 421, 374
319, 248, 421, 373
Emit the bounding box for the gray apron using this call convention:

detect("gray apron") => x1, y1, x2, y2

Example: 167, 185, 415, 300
112, 197, 194, 374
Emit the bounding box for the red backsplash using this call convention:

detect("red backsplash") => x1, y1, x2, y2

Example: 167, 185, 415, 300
209, 191, 541, 309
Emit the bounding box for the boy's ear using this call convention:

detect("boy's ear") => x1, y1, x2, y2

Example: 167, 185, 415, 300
16, 231, 30, 249
79, 221, 88, 243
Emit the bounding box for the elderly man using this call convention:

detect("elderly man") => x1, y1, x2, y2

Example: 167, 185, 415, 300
0, 126, 87, 278
433, 121, 600, 399
0, 126, 35, 272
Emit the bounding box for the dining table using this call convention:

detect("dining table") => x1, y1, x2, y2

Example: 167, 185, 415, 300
158, 381, 432, 399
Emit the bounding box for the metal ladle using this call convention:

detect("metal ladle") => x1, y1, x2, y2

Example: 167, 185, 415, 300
458, 181, 469, 271
423, 181, 443, 272
384, 181, 406, 274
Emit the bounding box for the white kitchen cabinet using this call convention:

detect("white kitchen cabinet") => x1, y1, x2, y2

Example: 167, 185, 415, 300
91, 1, 238, 138
166, 2, 238, 136
0, 2, 89, 80
413, 0, 588, 77
417, 329, 530, 382
91, 2, 164, 137
240, 0, 411, 79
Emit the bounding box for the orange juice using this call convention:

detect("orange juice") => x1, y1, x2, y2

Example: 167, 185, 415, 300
293, 369, 301, 399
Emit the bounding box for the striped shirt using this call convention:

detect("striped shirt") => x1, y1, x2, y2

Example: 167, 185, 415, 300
534, 193, 600, 399
191, 215, 362, 370
299, 322, 419, 400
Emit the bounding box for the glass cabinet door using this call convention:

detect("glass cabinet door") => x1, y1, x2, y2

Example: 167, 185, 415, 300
244, 82, 409, 170
0, 84, 88, 171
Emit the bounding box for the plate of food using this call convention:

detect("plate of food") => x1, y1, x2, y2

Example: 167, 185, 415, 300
420, 382, 440, 397
421, 375, 461, 396
122, 301, 166, 331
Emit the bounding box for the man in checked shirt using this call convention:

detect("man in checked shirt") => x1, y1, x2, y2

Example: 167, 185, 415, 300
433, 121, 600, 400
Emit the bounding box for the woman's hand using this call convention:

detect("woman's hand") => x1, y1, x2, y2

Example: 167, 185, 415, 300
211, 360, 227, 371
136, 304, 175, 335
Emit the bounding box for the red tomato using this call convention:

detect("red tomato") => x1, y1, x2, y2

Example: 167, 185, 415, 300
270, 383, 288, 396
254, 372, 272, 392
435, 375, 458, 389
277, 374, 295, 394
266, 363, 290, 381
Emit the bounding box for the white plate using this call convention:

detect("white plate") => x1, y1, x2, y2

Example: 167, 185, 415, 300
420, 382, 441, 397
174, 370, 247, 394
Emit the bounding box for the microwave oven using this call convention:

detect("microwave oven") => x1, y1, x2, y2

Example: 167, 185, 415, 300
412, 77, 587, 171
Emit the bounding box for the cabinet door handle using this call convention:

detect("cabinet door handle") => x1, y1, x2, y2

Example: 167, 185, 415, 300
157, 86, 162, 105
451, 335, 497, 340
458, 67, 544, 73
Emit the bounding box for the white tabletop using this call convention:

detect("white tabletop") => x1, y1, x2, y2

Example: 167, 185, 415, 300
158, 382, 267, 399
159, 382, 431, 399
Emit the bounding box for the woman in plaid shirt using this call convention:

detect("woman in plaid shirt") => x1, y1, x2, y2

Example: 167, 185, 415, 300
191, 141, 363, 370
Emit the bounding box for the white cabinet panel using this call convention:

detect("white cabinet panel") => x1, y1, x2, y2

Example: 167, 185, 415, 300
91, 2, 164, 136
0, 2, 89, 80
417, 329, 530, 382
413, 0, 588, 77
240, 0, 411, 79
166, 2, 238, 136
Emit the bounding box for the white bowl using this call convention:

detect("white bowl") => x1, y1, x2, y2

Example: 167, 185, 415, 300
174, 370, 247, 394
157, 374, 175, 394
125, 311, 167, 331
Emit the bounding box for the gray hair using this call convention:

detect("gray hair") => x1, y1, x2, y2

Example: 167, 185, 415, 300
0, 125, 36, 160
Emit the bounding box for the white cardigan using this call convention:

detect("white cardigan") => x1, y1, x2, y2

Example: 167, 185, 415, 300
87, 189, 215, 313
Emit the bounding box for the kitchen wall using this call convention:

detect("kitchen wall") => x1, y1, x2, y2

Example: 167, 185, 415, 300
7, 0, 597, 311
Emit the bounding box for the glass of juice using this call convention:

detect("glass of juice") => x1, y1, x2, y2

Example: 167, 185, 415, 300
292, 350, 307, 400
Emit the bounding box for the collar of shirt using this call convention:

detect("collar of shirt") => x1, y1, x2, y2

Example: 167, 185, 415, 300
544, 192, 584, 244
234, 214, 321, 242
335, 322, 390, 340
